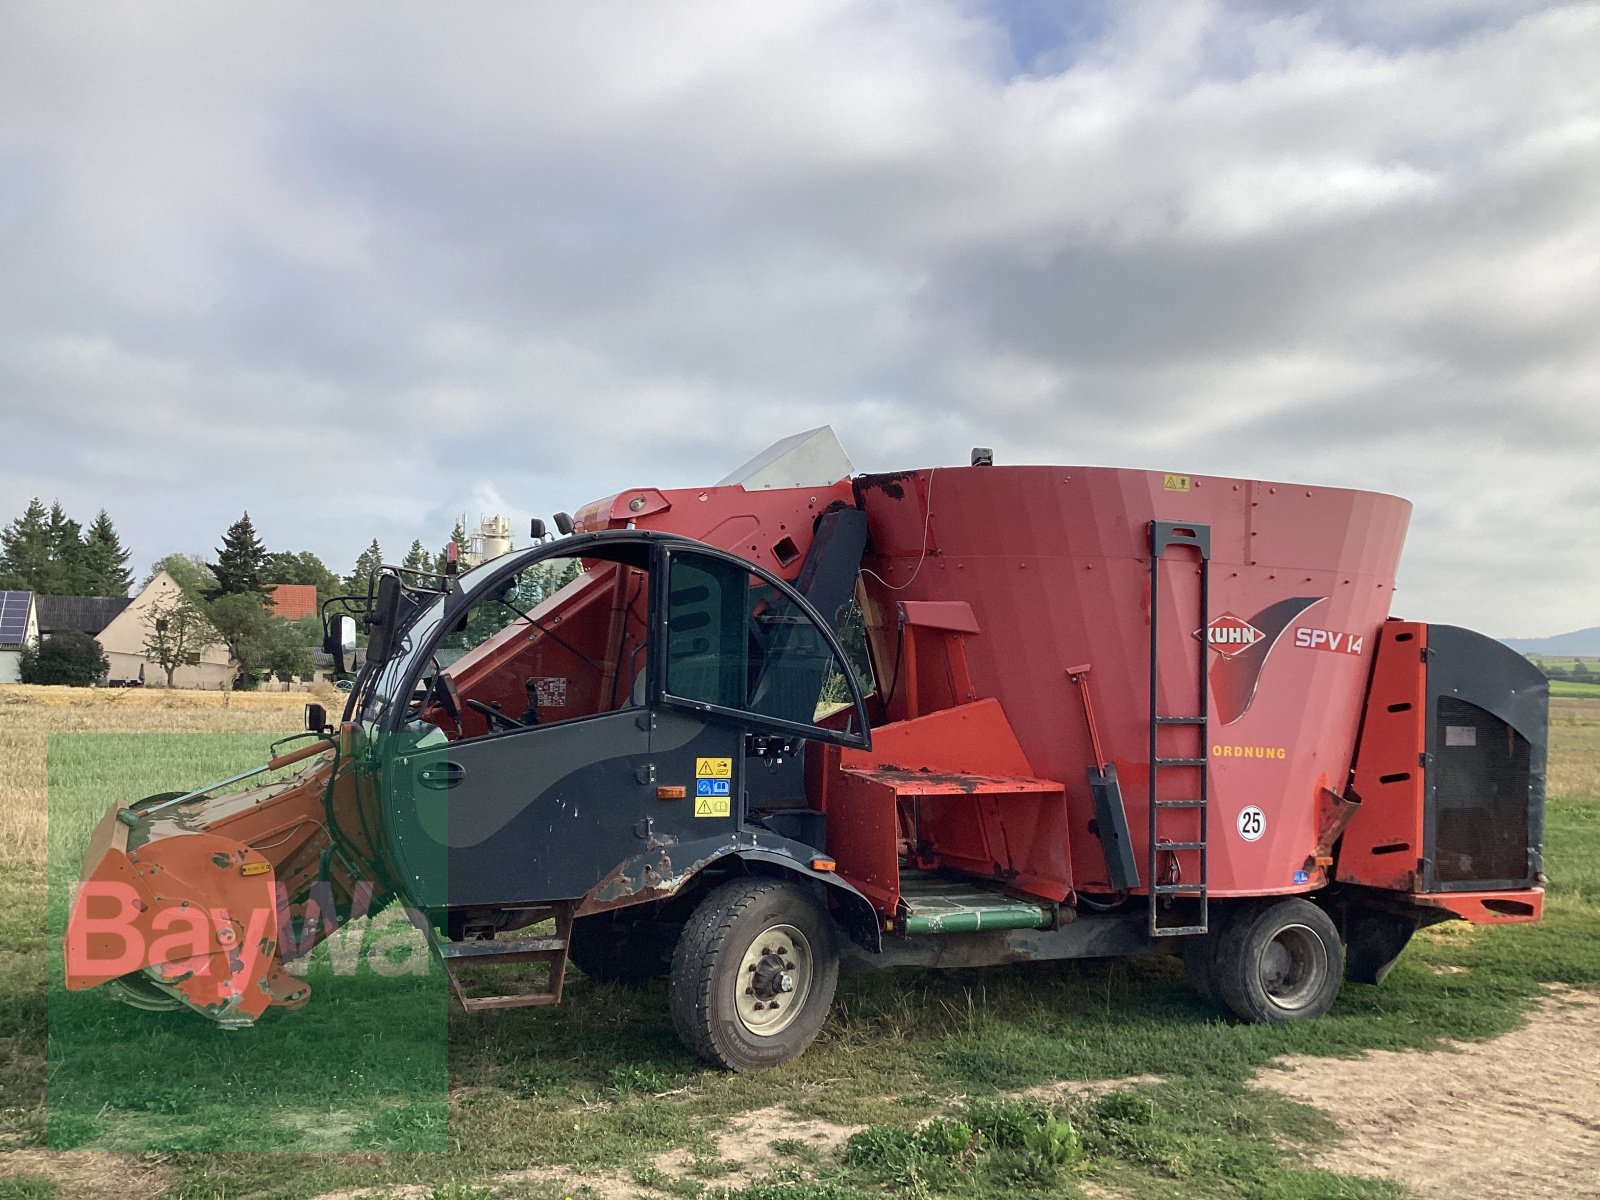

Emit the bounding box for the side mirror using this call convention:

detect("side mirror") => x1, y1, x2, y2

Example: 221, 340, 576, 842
530, 517, 547, 540
304, 702, 328, 733
554, 512, 575, 536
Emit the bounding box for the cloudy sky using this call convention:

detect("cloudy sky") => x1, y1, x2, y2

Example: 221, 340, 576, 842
1, 1, 1595, 636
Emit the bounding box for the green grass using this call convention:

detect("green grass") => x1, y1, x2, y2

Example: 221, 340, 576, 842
5, 709, 1598, 1198
1550, 680, 1600, 698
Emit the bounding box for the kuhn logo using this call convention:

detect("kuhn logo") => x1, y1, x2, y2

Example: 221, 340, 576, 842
1199, 612, 1265, 658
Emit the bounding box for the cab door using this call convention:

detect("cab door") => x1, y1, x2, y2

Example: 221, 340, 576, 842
641, 545, 870, 833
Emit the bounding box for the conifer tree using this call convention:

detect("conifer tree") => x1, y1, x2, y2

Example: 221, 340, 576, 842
0, 499, 53, 591
45, 502, 93, 593
345, 539, 384, 594
212, 512, 269, 599
83, 510, 133, 596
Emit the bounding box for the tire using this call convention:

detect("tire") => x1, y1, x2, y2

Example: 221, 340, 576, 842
1212, 898, 1343, 1023
1180, 904, 1237, 1004
568, 915, 672, 985
669, 878, 839, 1072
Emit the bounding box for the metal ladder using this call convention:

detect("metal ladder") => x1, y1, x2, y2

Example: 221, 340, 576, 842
1147, 520, 1211, 937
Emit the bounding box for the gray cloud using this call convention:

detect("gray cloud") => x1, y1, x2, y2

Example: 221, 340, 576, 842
0, 0, 1594, 635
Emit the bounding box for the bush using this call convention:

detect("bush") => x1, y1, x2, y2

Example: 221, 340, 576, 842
18, 631, 107, 687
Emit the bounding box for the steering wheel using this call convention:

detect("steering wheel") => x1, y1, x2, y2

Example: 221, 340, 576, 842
432, 672, 464, 737
465, 697, 522, 733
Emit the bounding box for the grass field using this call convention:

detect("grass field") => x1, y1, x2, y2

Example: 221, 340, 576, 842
1, 684, 1597, 1199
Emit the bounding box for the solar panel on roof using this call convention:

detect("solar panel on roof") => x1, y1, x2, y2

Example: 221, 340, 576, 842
0, 591, 32, 646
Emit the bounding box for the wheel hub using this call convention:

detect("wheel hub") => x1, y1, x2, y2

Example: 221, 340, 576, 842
1260, 922, 1327, 1011
735, 923, 813, 1036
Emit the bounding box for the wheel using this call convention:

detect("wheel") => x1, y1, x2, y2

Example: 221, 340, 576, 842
1212, 898, 1343, 1023
669, 878, 838, 1072
568, 915, 673, 985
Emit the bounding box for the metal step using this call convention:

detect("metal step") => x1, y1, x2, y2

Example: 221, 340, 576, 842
1152, 883, 1207, 895
440, 934, 566, 959
1150, 924, 1208, 938
1154, 799, 1205, 809
1153, 840, 1205, 851
1154, 756, 1207, 767
1154, 716, 1206, 725
437, 913, 572, 1012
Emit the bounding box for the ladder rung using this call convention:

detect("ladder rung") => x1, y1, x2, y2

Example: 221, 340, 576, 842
1154, 757, 1206, 767
1154, 799, 1205, 809
441, 935, 566, 960
1151, 924, 1209, 937
1155, 716, 1206, 725
1154, 883, 1207, 895
1154, 840, 1206, 851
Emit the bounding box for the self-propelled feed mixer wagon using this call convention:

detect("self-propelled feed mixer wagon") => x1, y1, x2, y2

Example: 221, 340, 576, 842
65, 429, 1546, 1070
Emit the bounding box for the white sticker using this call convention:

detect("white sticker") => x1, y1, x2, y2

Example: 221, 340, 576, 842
533, 677, 568, 707
1445, 725, 1477, 747
1237, 806, 1266, 842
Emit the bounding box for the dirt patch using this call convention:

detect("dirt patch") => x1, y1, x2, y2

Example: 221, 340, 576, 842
652, 1103, 863, 1180
1023, 1074, 1162, 1102
1256, 986, 1600, 1199
0, 1148, 172, 1200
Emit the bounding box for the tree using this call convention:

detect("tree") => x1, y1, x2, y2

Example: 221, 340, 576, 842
402, 539, 436, 578
45, 503, 97, 593
147, 554, 217, 600
345, 539, 384, 595
82, 510, 133, 597
208, 593, 316, 688
259, 620, 314, 684
0, 499, 56, 592
19, 631, 108, 687
212, 512, 269, 598
208, 592, 272, 685
143, 592, 217, 687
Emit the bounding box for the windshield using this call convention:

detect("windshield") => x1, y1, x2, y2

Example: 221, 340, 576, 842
354, 549, 543, 729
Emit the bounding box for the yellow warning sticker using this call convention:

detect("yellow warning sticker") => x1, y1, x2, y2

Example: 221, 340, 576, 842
695, 757, 733, 778
695, 795, 732, 818
1163, 473, 1191, 492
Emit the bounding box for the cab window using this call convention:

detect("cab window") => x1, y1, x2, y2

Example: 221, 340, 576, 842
663, 551, 865, 741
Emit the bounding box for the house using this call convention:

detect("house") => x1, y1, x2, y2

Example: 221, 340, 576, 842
36, 595, 132, 639
96, 571, 234, 688
267, 583, 318, 622
0, 591, 39, 684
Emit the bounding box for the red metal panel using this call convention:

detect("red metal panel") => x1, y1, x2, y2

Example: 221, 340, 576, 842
1336, 622, 1429, 890
855, 465, 1411, 899
572, 480, 856, 581
1411, 888, 1543, 923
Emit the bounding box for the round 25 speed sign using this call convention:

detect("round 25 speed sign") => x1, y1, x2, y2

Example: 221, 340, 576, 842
1236, 806, 1265, 842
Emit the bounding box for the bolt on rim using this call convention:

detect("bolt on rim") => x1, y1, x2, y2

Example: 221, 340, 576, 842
1259, 922, 1327, 1010
734, 922, 812, 1036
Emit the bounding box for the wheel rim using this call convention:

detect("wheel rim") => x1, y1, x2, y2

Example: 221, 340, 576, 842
1259, 923, 1327, 1011
734, 922, 813, 1037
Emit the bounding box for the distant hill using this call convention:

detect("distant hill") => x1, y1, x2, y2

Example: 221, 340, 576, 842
1499, 626, 1600, 656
